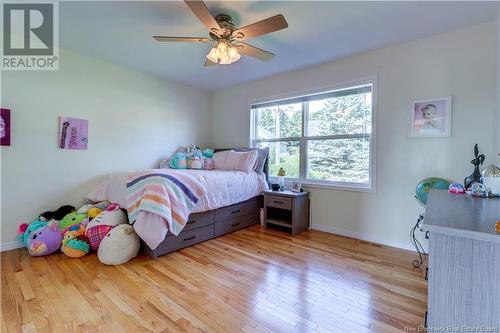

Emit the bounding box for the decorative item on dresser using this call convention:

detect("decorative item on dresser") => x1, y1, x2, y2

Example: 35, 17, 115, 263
263, 190, 309, 236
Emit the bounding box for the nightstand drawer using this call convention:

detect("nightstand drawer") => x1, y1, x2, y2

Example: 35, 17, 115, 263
265, 195, 292, 210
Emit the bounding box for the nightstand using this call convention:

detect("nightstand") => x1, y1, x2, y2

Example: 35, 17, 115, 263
263, 190, 310, 236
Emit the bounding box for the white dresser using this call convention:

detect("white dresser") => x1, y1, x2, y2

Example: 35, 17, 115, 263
424, 189, 500, 332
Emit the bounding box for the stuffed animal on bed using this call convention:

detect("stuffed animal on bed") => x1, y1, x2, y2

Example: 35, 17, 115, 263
26, 221, 63, 256
188, 156, 203, 169
97, 224, 140, 265
168, 151, 188, 169
202, 148, 215, 170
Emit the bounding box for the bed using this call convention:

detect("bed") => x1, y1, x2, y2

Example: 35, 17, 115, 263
87, 148, 269, 258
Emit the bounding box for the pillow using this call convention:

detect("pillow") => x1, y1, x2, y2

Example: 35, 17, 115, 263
213, 150, 258, 173
234, 147, 268, 175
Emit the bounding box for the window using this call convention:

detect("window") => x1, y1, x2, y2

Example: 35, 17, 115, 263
251, 81, 375, 191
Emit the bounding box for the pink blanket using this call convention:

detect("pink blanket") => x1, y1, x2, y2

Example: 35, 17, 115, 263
126, 170, 205, 248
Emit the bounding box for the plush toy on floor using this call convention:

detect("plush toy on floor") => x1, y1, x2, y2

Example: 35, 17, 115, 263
61, 235, 90, 258
58, 212, 87, 231
87, 207, 102, 219
86, 224, 115, 251
85, 204, 127, 230
39, 205, 75, 221
26, 221, 63, 256
97, 224, 140, 265
17, 219, 48, 247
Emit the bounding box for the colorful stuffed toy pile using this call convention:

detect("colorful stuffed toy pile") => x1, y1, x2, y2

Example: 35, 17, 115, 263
160, 144, 215, 171
17, 201, 140, 265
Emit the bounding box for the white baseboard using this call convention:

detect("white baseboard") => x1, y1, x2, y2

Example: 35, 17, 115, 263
311, 224, 415, 252
0, 240, 24, 252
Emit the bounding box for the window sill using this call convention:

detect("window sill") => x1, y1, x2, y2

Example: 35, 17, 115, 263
269, 177, 376, 194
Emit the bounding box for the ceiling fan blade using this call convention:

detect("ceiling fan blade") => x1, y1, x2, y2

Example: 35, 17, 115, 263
153, 36, 210, 43
204, 58, 217, 67
232, 14, 288, 41
184, 0, 221, 35
238, 42, 274, 61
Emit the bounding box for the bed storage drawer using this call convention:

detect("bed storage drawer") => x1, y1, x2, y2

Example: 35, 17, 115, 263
184, 210, 214, 232
265, 195, 292, 210
214, 213, 259, 237
215, 199, 260, 222
154, 225, 214, 254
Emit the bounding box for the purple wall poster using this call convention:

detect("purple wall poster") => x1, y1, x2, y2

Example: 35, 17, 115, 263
1, 109, 11, 146
58, 116, 88, 150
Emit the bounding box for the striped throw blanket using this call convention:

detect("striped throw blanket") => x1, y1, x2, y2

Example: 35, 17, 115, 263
126, 170, 205, 236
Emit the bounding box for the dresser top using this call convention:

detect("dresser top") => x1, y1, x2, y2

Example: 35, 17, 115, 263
423, 189, 500, 243
263, 190, 309, 197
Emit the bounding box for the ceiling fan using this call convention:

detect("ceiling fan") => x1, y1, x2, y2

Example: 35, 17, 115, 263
153, 0, 288, 66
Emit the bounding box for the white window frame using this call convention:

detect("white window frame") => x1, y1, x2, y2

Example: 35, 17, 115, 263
250, 77, 377, 193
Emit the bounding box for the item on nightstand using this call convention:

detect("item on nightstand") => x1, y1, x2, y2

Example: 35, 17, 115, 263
87, 207, 102, 219
496, 221, 500, 233
448, 183, 465, 194
291, 182, 302, 193
58, 212, 87, 231
27, 221, 63, 256
168, 151, 188, 169
270, 183, 281, 191
277, 168, 285, 190
464, 144, 485, 190
97, 224, 140, 265
482, 164, 500, 195
61, 235, 90, 258
39, 205, 75, 221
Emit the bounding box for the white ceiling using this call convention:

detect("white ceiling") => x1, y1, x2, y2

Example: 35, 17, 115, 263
60, 1, 500, 91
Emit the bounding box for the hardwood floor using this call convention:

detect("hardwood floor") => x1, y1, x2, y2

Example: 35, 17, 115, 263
1, 226, 427, 333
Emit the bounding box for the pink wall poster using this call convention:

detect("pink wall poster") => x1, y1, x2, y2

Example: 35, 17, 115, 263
58, 116, 88, 150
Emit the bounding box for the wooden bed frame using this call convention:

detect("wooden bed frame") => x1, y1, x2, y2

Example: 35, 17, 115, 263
142, 148, 268, 259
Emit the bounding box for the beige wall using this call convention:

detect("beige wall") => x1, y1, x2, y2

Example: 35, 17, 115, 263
496, 10, 500, 163
211, 22, 497, 250
0, 49, 211, 247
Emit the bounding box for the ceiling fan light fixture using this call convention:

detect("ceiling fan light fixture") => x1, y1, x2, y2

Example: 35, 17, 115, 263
206, 46, 219, 63
206, 39, 241, 65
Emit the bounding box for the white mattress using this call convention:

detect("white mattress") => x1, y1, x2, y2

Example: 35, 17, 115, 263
87, 169, 268, 213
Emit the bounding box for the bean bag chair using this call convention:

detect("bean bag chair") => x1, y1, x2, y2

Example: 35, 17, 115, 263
97, 225, 140, 265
